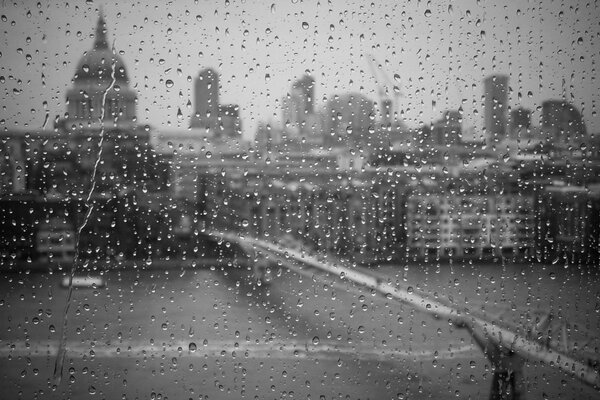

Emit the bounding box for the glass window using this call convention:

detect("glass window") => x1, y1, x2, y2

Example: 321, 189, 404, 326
1, 1, 599, 399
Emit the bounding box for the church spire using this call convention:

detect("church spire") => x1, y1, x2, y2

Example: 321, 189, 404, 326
94, 11, 109, 49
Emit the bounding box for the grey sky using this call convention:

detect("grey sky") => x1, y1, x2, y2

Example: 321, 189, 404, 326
1, 0, 598, 140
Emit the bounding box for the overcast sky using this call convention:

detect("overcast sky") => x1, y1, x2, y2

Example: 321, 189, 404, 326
1, 0, 598, 140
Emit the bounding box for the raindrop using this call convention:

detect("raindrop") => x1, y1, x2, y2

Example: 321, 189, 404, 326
189, 342, 197, 352
302, 22, 309, 29
165, 79, 174, 88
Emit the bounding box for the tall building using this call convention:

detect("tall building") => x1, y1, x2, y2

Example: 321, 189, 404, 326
282, 74, 316, 139
293, 74, 315, 114
483, 74, 509, 143
218, 104, 242, 139
190, 68, 220, 132
541, 100, 587, 147
509, 107, 531, 138
431, 110, 462, 146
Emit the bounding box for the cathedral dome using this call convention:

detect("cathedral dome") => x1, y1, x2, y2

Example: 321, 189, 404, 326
73, 16, 129, 85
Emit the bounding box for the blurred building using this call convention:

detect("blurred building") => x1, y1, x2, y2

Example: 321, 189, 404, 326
536, 184, 600, 264
541, 100, 587, 147
431, 110, 462, 146
281, 74, 318, 140
484, 74, 509, 143
60, 15, 137, 130
406, 181, 535, 259
199, 169, 406, 262
0, 14, 163, 262
508, 107, 531, 138
190, 68, 220, 132
293, 74, 315, 114
52, 14, 155, 194
218, 104, 242, 139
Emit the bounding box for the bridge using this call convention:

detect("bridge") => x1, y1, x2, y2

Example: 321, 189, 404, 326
210, 230, 600, 397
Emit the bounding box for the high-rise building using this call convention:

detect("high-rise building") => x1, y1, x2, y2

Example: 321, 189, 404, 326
483, 74, 509, 143
191, 68, 220, 132
218, 104, 242, 139
541, 100, 587, 147
431, 110, 462, 146
293, 74, 315, 114
282, 74, 316, 139
509, 107, 531, 138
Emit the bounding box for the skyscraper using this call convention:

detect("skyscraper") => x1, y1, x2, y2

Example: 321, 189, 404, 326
292, 74, 315, 114
432, 110, 462, 146
509, 107, 531, 138
191, 68, 220, 132
483, 74, 509, 143
218, 104, 242, 139
281, 74, 316, 139
541, 100, 587, 147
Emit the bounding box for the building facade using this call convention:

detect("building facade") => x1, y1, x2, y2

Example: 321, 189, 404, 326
484, 74, 509, 144
190, 68, 220, 132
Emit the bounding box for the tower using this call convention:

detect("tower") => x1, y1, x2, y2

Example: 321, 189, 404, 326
541, 100, 587, 147
483, 74, 509, 144
191, 68, 220, 132
281, 74, 316, 139
509, 107, 531, 138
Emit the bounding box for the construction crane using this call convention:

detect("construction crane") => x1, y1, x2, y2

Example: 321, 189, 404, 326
366, 53, 402, 126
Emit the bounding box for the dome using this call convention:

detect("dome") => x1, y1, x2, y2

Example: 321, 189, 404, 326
73, 16, 129, 84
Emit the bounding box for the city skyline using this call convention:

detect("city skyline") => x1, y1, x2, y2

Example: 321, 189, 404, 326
1, 1, 598, 141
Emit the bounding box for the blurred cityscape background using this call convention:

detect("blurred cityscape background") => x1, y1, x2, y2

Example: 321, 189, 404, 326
1, 13, 599, 268
1, 4, 600, 398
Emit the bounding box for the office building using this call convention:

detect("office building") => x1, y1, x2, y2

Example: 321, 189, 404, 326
509, 107, 531, 138
484, 74, 509, 143
190, 68, 220, 132
431, 110, 462, 146
282, 74, 316, 139
218, 104, 242, 139
541, 100, 587, 147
